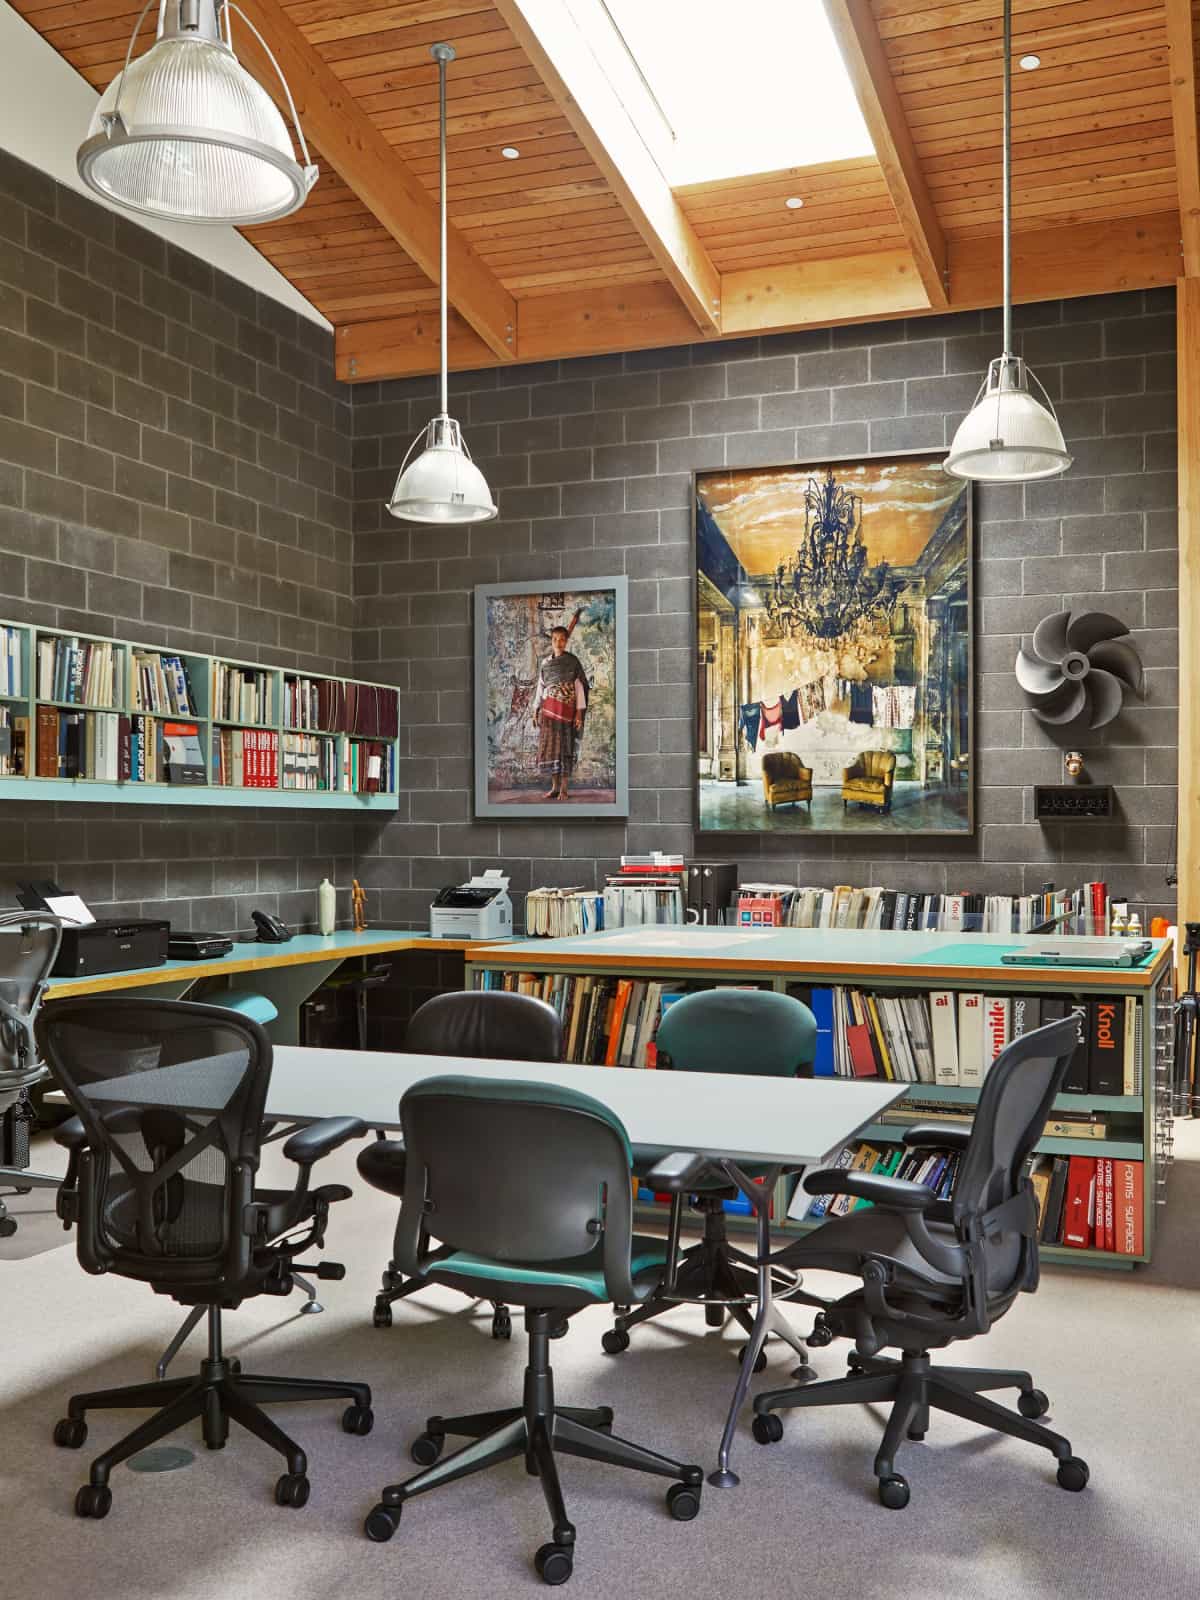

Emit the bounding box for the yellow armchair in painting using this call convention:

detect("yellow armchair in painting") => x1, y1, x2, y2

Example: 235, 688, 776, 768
841, 750, 896, 814
761, 751, 812, 811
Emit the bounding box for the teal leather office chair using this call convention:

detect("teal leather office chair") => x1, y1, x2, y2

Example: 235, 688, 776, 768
363, 1075, 705, 1586
602, 987, 816, 1371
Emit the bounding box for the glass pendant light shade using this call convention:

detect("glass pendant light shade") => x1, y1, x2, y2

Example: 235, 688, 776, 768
945, 356, 1072, 483
78, 0, 317, 227
387, 417, 497, 524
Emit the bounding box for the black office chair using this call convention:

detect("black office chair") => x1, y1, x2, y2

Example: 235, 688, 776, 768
38, 996, 373, 1519
357, 988, 563, 1337
0, 910, 64, 1237
363, 1074, 705, 1585
602, 987, 816, 1371
751, 1016, 1090, 1508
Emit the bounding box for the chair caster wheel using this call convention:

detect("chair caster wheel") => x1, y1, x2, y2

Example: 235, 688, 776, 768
1057, 1456, 1089, 1492
549, 1317, 569, 1339
704, 1303, 725, 1328
274, 1472, 310, 1508
373, 1301, 393, 1329
847, 1351, 865, 1372
752, 1414, 783, 1445
666, 1481, 702, 1521
54, 1417, 88, 1449
738, 1344, 768, 1374
878, 1474, 910, 1510
907, 1429, 926, 1442
0, 1216, 17, 1238
364, 1502, 401, 1541
806, 1321, 834, 1348
342, 1405, 374, 1436
534, 1541, 574, 1585
491, 1310, 512, 1340
410, 1431, 444, 1466
1018, 1388, 1050, 1419
601, 1328, 630, 1355
229, 1359, 241, 1375
74, 1483, 111, 1519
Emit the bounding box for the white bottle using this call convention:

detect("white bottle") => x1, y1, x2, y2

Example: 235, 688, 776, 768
1126, 912, 1142, 939
317, 877, 336, 936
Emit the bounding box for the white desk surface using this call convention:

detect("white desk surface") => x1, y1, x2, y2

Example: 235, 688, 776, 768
84, 1044, 908, 1168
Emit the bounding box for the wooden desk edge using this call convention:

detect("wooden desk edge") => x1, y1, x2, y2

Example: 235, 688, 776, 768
45, 934, 484, 999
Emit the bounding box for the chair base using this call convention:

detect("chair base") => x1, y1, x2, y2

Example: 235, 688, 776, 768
0, 1167, 62, 1237
53, 1307, 372, 1516
752, 1349, 1088, 1507
365, 1310, 705, 1584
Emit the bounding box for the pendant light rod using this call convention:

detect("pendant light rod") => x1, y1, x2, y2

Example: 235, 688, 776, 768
433, 41, 454, 419
1001, 0, 1012, 357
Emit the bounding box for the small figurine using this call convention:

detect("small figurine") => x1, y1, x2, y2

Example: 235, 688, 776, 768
351, 877, 367, 933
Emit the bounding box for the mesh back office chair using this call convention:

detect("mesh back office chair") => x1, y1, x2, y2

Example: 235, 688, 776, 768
39, 997, 372, 1519
363, 1075, 705, 1586
752, 1017, 1090, 1508
602, 987, 816, 1372
0, 911, 63, 1238
357, 988, 563, 1337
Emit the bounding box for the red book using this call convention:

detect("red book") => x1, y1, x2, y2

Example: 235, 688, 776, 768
846, 1022, 879, 1078
1092, 1159, 1107, 1250
1113, 1159, 1144, 1256
1104, 1157, 1115, 1252
1062, 1156, 1096, 1249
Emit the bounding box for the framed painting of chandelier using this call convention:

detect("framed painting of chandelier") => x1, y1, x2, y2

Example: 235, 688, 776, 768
695, 450, 972, 837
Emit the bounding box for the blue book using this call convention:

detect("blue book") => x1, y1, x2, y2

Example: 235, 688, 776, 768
810, 988, 836, 1076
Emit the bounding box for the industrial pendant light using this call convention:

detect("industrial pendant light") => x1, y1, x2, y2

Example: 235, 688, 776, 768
77, 0, 317, 227
387, 44, 497, 526
945, 0, 1070, 483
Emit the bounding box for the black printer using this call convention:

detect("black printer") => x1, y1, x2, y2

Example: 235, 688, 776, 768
15, 882, 169, 978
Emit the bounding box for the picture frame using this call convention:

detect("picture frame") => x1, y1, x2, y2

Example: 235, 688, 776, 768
694, 448, 973, 838
473, 576, 629, 819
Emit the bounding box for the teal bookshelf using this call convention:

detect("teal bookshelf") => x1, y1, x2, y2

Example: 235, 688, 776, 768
0, 620, 399, 811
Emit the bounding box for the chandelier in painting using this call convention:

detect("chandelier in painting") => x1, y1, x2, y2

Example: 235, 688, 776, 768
763, 468, 899, 641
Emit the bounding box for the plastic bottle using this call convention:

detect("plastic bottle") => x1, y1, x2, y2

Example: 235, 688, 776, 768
317, 877, 336, 936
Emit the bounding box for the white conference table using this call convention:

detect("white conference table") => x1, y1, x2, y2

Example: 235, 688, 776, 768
84, 1043, 907, 1483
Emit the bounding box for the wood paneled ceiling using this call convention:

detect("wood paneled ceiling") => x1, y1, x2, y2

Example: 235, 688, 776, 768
9, 0, 1194, 379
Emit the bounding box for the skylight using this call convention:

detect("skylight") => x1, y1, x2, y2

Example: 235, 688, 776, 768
597, 0, 874, 186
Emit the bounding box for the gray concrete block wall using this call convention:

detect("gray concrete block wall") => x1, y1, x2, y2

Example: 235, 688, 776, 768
0, 149, 356, 934
353, 291, 1179, 929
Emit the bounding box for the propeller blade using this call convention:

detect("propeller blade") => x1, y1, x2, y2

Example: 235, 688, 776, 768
1030, 678, 1087, 725
1088, 638, 1144, 694
1066, 610, 1128, 654
1084, 668, 1125, 728
1031, 609, 1072, 664
1015, 648, 1063, 695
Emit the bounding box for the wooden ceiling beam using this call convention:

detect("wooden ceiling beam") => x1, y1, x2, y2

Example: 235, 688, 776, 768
822, 0, 950, 309
1163, 0, 1200, 274
236, 0, 517, 359
336, 210, 1178, 384
490, 0, 722, 334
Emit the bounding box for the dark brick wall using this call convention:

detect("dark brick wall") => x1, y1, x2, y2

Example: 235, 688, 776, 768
0, 148, 356, 934
352, 291, 1179, 930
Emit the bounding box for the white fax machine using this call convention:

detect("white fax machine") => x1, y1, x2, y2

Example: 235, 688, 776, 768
430, 869, 514, 940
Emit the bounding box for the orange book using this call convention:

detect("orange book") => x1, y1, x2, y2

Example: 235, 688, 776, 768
1113, 1159, 1144, 1256
604, 980, 633, 1066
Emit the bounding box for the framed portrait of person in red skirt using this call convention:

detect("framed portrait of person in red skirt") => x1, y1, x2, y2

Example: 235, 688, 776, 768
474, 577, 629, 819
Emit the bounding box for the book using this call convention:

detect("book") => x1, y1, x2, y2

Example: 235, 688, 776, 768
1123, 998, 1139, 1096
1010, 994, 1040, 1039
1041, 1156, 1070, 1244
810, 988, 836, 1077
1061, 1156, 1097, 1248
1088, 996, 1123, 1094
929, 991, 959, 1085
957, 993, 984, 1086
163, 722, 205, 785
1113, 1159, 1144, 1256
982, 996, 1010, 1072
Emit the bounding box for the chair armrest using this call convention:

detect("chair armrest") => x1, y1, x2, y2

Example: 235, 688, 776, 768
54, 1106, 146, 1149
645, 1151, 712, 1193
282, 1117, 367, 1167
841, 765, 858, 781
803, 1169, 936, 1213
902, 1123, 972, 1152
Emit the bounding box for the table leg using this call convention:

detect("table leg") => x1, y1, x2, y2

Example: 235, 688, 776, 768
708, 1161, 779, 1490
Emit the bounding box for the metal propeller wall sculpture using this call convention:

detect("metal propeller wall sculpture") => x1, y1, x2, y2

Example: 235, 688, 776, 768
1015, 609, 1144, 728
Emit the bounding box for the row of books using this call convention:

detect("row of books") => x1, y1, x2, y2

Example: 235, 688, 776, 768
738, 881, 1114, 936
37, 636, 119, 708
786, 1139, 962, 1222
346, 738, 395, 794
284, 676, 399, 739
280, 732, 340, 792
525, 888, 606, 938
795, 984, 1142, 1095
33, 709, 200, 783
212, 727, 281, 788
524, 864, 687, 938
212, 663, 274, 726
132, 651, 195, 716
479, 969, 690, 1068
0, 706, 26, 775
1, 625, 22, 697
1031, 1154, 1144, 1254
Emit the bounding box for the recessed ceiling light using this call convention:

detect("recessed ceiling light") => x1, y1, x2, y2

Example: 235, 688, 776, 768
785, 196, 804, 209
1019, 54, 1040, 70
500, 146, 521, 159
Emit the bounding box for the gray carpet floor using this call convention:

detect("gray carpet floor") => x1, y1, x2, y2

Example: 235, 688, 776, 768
2, 1123, 1198, 1600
